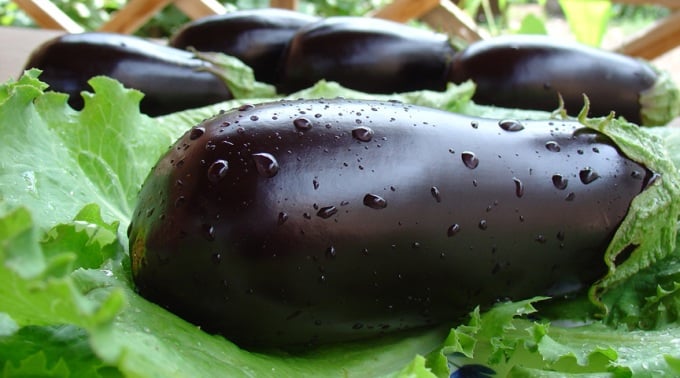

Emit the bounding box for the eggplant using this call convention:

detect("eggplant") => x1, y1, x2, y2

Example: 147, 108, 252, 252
277, 17, 457, 94
169, 8, 319, 85
129, 99, 651, 347
22, 32, 233, 116
447, 35, 675, 126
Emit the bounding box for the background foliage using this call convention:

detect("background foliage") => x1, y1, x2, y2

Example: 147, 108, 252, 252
0, 0, 671, 46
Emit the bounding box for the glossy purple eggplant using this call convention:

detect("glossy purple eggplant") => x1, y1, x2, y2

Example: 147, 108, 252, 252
447, 35, 675, 125
22, 32, 233, 116
277, 16, 458, 94
129, 99, 651, 348
169, 8, 319, 85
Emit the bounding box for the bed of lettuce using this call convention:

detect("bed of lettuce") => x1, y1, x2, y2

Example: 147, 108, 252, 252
2, 66, 680, 377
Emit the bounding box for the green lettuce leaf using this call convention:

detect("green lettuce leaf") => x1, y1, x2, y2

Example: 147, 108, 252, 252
2, 69, 680, 377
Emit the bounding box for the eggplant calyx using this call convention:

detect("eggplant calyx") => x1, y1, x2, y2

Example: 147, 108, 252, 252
190, 47, 279, 100
639, 63, 680, 127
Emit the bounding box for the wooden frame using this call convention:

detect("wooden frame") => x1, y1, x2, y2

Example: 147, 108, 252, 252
10, 0, 680, 59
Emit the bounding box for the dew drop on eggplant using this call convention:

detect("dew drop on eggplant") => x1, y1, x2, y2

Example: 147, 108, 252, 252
211, 253, 222, 265
294, 117, 312, 131
447, 223, 461, 237
252, 153, 279, 178
545, 141, 561, 152
363, 193, 387, 209
352, 126, 374, 142
461, 152, 479, 169
238, 104, 254, 111
207, 159, 229, 183
430, 186, 441, 203
478, 220, 488, 230
189, 126, 205, 140
202, 224, 215, 241
278, 212, 288, 225
579, 168, 600, 185
498, 119, 524, 131
326, 246, 337, 258
513, 177, 524, 198
552, 174, 568, 190
317, 206, 338, 219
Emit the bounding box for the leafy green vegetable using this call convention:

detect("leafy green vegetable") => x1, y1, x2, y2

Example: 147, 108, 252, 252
2, 69, 680, 377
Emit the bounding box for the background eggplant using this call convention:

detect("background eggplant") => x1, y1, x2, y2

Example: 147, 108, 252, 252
447, 34, 677, 126
277, 17, 458, 94
22, 32, 233, 116
128, 98, 651, 348
169, 8, 319, 85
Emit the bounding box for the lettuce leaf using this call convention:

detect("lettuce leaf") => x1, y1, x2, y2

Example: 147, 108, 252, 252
2, 70, 680, 377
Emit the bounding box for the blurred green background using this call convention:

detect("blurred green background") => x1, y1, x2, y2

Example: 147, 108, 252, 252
0, 0, 671, 47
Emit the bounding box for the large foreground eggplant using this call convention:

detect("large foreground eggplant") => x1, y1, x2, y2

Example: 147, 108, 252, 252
277, 17, 457, 94
169, 8, 319, 85
447, 35, 678, 126
23, 32, 233, 116
129, 99, 651, 348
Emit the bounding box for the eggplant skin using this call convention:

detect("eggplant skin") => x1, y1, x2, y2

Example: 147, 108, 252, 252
169, 8, 319, 85
448, 35, 658, 124
129, 99, 650, 348
277, 17, 457, 94
22, 32, 232, 116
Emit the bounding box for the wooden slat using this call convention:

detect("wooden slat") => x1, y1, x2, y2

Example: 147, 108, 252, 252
174, 0, 226, 19
270, 0, 297, 10
12, 0, 83, 33
612, 0, 680, 10
618, 10, 680, 59
421, 0, 486, 43
99, 0, 173, 34
369, 0, 440, 22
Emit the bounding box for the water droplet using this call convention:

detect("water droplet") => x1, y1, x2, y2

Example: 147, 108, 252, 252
470, 121, 479, 129
631, 170, 642, 180
535, 234, 547, 243
313, 179, 320, 190
202, 224, 215, 241
352, 323, 363, 330
211, 253, 222, 264
545, 141, 561, 152
579, 167, 600, 184
238, 104, 254, 111
252, 153, 279, 178
207, 159, 229, 183
145, 208, 154, 217
430, 186, 441, 203
278, 212, 288, 225
461, 151, 479, 169
565, 192, 576, 201
363, 193, 387, 209
412, 242, 420, 249
478, 220, 487, 230
498, 119, 524, 131
447, 223, 461, 237
189, 126, 205, 140
556, 230, 565, 241
512, 177, 524, 198
249, 115, 259, 121
326, 246, 336, 258
361, 248, 369, 255
174, 196, 186, 208
317, 206, 338, 219
552, 174, 568, 190
293, 117, 312, 130
352, 126, 374, 142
